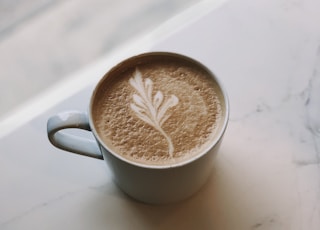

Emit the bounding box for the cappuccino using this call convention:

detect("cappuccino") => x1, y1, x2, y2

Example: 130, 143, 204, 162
92, 54, 223, 166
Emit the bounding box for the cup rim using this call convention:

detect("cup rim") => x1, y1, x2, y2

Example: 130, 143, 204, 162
89, 51, 229, 169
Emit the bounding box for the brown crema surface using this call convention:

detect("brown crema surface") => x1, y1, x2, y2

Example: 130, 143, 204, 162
93, 56, 222, 166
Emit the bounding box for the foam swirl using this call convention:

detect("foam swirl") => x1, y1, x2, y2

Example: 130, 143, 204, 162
129, 69, 179, 157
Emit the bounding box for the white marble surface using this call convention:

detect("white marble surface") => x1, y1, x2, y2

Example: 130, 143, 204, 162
1, 0, 320, 229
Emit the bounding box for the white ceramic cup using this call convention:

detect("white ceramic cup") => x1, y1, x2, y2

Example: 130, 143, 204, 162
47, 52, 229, 204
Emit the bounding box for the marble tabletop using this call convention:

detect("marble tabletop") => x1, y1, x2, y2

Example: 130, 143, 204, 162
1, 0, 320, 229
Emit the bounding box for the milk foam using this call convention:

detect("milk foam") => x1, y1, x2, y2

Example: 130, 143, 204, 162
93, 59, 222, 166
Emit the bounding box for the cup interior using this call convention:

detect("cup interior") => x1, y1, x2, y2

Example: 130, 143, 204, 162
89, 52, 229, 168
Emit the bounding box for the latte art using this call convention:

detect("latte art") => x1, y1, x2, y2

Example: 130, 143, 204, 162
92, 55, 223, 166
129, 69, 178, 157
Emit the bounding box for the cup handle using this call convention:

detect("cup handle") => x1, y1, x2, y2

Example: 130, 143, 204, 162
47, 111, 103, 160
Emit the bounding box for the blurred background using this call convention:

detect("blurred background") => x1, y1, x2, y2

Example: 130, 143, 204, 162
0, 0, 199, 118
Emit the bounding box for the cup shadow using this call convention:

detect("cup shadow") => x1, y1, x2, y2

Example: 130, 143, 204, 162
123, 158, 248, 229
86, 147, 262, 230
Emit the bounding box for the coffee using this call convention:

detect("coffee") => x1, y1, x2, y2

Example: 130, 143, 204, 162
92, 54, 224, 166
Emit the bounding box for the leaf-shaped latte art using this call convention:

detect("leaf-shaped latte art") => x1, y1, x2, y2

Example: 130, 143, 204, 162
129, 69, 179, 157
